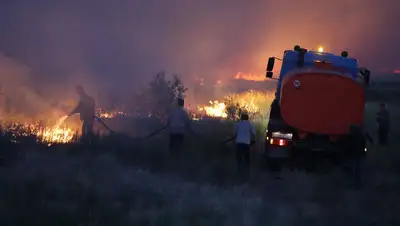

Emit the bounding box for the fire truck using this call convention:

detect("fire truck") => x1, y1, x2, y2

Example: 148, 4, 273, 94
264, 45, 371, 170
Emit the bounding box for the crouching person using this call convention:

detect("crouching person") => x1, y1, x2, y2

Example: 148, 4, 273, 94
234, 113, 256, 176
167, 98, 191, 155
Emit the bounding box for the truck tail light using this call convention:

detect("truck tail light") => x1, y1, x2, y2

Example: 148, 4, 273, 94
270, 138, 288, 146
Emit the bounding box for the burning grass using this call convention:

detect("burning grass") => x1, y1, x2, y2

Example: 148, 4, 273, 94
0, 115, 81, 145
195, 90, 275, 137
0, 89, 274, 146
196, 90, 274, 120
97, 108, 127, 119
0, 107, 130, 145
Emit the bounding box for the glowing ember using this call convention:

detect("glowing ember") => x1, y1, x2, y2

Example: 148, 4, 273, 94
97, 109, 127, 119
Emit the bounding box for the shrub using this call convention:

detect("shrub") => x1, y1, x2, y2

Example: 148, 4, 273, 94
132, 72, 187, 122
223, 90, 274, 138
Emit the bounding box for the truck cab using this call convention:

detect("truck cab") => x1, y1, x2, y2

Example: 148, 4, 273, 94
264, 45, 371, 168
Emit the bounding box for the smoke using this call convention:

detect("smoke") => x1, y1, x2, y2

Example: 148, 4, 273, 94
0, 0, 399, 104
0, 54, 42, 116
0, 53, 80, 120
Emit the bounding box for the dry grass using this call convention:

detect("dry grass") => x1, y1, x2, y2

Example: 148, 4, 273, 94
0, 98, 399, 225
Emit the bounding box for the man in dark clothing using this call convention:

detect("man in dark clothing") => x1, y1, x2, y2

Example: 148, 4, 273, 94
68, 86, 96, 140
347, 124, 372, 189
376, 103, 390, 145
167, 98, 191, 154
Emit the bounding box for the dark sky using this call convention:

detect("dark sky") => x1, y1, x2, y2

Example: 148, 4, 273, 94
0, 0, 399, 96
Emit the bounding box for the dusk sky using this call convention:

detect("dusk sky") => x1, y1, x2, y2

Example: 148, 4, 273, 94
0, 0, 399, 94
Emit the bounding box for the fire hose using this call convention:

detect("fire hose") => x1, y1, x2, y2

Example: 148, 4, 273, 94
79, 115, 262, 149
94, 116, 168, 140
70, 114, 233, 144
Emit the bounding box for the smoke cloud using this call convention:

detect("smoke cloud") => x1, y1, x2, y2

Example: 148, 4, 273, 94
0, 0, 399, 103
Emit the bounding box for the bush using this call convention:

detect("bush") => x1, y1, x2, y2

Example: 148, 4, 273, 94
132, 71, 187, 122
223, 90, 274, 138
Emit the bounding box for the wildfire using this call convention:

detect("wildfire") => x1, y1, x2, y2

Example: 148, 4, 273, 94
196, 90, 275, 120
97, 109, 127, 119
198, 101, 228, 118
234, 72, 266, 82
0, 115, 80, 144
36, 115, 76, 144
0, 108, 129, 144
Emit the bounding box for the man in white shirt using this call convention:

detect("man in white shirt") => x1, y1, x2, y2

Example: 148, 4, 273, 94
234, 113, 256, 174
167, 98, 191, 154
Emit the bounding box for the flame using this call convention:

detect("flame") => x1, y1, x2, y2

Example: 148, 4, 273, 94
36, 115, 75, 144
97, 108, 127, 119
196, 90, 275, 119
198, 100, 228, 118
0, 117, 78, 144
234, 72, 266, 81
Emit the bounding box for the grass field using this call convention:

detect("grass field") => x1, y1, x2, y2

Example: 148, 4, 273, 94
0, 94, 399, 225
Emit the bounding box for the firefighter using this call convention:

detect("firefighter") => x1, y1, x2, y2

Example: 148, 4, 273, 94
347, 124, 372, 189
68, 86, 95, 141
234, 113, 256, 176
376, 103, 390, 145
167, 98, 191, 154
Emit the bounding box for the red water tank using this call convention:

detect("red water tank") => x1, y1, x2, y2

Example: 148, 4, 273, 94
280, 70, 365, 135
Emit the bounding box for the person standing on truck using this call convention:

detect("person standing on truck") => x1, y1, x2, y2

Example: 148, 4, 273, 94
68, 86, 96, 141
376, 103, 390, 145
234, 113, 256, 176
167, 98, 191, 154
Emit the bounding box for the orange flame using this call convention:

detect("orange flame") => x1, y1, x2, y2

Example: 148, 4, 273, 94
197, 100, 228, 118
234, 72, 266, 81
36, 115, 76, 144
